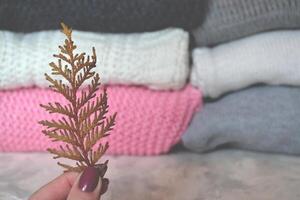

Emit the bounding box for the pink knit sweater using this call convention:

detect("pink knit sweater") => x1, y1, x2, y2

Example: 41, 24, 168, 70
0, 85, 201, 155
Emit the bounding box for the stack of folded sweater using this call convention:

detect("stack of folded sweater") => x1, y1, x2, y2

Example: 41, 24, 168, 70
182, 0, 300, 155
0, 0, 205, 155
1, 0, 300, 157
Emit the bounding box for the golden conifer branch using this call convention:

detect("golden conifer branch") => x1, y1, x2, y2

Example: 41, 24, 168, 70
39, 23, 116, 172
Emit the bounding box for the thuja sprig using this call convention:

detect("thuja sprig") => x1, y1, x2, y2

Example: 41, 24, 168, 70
39, 23, 116, 172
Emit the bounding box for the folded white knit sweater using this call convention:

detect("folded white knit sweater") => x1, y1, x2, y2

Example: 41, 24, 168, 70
191, 30, 300, 98
0, 28, 189, 90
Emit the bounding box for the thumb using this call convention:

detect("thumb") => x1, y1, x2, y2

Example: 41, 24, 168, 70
67, 167, 109, 200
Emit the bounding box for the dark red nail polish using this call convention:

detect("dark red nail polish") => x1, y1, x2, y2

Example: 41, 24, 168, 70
100, 178, 109, 195
95, 160, 108, 177
78, 167, 100, 192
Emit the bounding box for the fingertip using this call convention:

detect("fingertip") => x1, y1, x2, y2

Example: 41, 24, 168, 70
29, 171, 79, 200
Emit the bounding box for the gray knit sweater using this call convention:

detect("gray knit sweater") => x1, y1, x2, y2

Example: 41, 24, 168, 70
182, 85, 300, 155
193, 0, 300, 46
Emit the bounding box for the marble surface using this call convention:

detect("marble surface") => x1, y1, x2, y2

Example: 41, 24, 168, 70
1, 148, 300, 200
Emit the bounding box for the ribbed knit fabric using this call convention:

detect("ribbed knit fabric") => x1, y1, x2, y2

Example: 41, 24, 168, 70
0, 85, 202, 155
0, 0, 207, 33
191, 30, 300, 98
193, 0, 300, 46
0, 28, 189, 90
182, 86, 300, 155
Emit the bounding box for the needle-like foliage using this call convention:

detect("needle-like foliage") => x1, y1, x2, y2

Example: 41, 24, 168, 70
39, 23, 116, 172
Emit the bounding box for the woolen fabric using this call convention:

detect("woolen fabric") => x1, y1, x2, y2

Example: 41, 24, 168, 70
0, 85, 202, 155
0, 28, 189, 90
193, 0, 300, 46
182, 86, 300, 155
191, 30, 300, 98
0, 0, 207, 33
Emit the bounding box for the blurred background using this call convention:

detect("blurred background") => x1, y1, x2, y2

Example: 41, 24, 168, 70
1, 0, 300, 199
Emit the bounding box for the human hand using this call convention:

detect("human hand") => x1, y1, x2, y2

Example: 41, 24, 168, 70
29, 166, 109, 200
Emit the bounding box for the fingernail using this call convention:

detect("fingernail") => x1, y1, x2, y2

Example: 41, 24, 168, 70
100, 178, 109, 195
98, 164, 108, 178
78, 167, 100, 192
95, 160, 108, 177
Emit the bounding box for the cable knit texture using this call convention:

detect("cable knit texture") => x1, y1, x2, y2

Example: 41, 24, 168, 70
193, 0, 300, 46
0, 85, 202, 155
191, 30, 300, 98
0, 28, 189, 90
182, 86, 300, 155
0, 0, 207, 33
